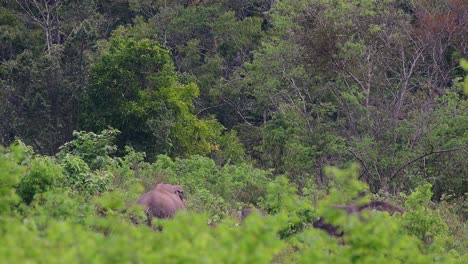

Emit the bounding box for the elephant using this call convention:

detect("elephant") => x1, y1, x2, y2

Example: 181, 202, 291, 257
357, 200, 404, 215
238, 207, 266, 223
238, 201, 403, 237
313, 200, 405, 237
136, 183, 186, 225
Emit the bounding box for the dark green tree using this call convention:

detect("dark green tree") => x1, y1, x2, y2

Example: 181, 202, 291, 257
81, 37, 242, 159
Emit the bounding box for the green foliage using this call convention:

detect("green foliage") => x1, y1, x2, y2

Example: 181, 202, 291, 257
0, 50, 69, 154
0, 0, 112, 154
56, 129, 118, 195
82, 37, 243, 160
258, 110, 345, 188
423, 92, 468, 198
122, 2, 266, 131
95, 189, 130, 215
0, 7, 40, 61
22, 188, 95, 230
1, 140, 466, 262
0, 142, 27, 214
209, 129, 246, 165
259, 176, 315, 238
187, 188, 229, 224
58, 129, 119, 170
212, 11, 263, 59
109, 146, 149, 189
83, 37, 190, 155
260, 176, 300, 214
290, 163, 458, 263
402, 183, 449, 245
150, 154, 270, 222
431, 93, 468, 148
462, 59, 468, 94
322, 163, 369, 206
17, 156, 64, 204
59, 154, 112, 196
314, 164, 370, 241
437, 195, 468, 254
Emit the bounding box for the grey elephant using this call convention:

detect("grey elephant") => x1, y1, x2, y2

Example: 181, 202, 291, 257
136, 183, 186, 225
313, 200, 405, 237
238, 207, 266, 223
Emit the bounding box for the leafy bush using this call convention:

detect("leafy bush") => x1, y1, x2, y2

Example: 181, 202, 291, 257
16, 156, 63, 204
149, 154, 270, 222
57, 129, 119, 170
437, 194, 468, 255
108, 146, 149, 189
1, 141, 466, 263
59, 153, 112, 195
289, 164, 459, 264
402, 183, 449, 245
258, 176, 315, 238
20, 188, 94, 230
0, 142, 27, 214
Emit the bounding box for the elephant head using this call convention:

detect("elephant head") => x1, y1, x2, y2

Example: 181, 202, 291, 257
238, 207, 266, 223
154, 183, 186, 206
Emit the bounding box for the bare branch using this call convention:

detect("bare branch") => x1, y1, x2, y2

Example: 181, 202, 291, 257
390, 147, 468, 180
220, 97, 253, 126
196, 104, 225, 116
348, 149, 372, 180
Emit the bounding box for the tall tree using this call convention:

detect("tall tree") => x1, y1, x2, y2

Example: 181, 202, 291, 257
0, 0, 115, 153
14, 0, 64, 53
81, 37, 243, 159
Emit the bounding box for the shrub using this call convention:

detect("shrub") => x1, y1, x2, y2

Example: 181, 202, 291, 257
16, 156, 63, 204
57, 129, 119, 170
401, 183, 449, 245
0, 141, 27, 214
59, 154, 111, 195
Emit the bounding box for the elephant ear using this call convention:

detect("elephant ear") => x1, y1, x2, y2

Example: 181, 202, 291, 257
175, 189, 185, 201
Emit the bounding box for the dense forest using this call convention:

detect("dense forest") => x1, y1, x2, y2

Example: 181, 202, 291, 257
0, 0, 467, 262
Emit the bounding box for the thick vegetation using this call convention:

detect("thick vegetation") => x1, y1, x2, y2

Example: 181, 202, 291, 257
1, 136, 466, 262
0, 0, 467, 262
